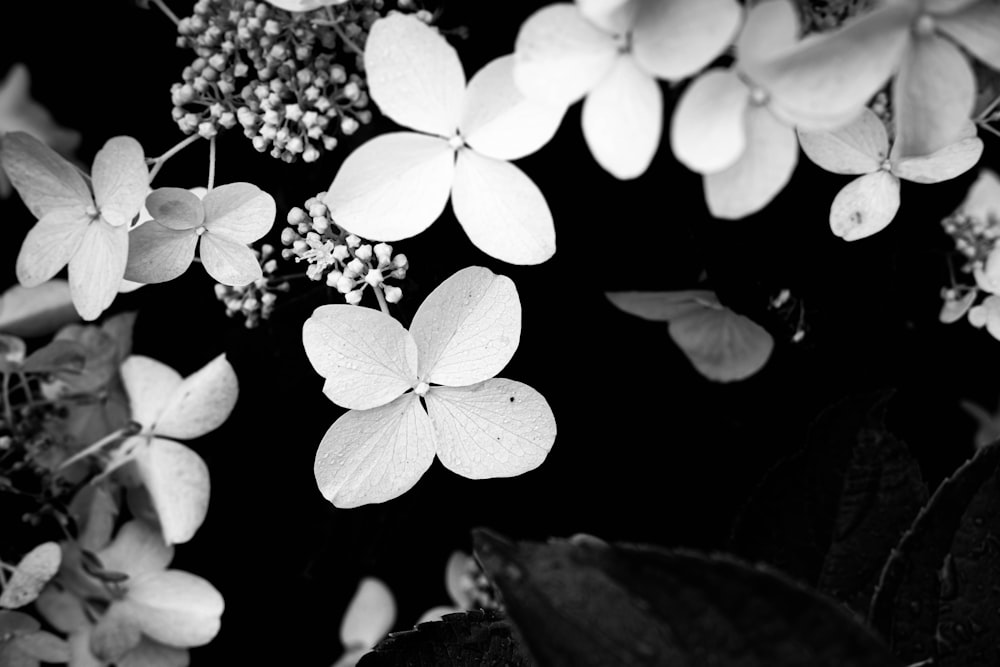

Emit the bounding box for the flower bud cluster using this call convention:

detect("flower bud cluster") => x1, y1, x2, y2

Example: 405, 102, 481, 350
280, 192, 409, 306
796, 0, 873, 33
943, 211, 1000, 272
214, 244, 289, 328
171, 0, 393, 162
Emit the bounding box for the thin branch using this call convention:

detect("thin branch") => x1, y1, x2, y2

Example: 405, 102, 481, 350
150, 0, 181, 26
207, 136, 217, 191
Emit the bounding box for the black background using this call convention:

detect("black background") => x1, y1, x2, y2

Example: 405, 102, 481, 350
2, 1, 998, 664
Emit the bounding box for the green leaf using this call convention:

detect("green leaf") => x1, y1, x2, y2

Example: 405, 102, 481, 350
473, 529, 902, 667
730, 390, 928, 614
869, 441, 1000, 666
357, 609, 530, 667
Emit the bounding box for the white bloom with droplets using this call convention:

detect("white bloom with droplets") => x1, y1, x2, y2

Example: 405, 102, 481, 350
324, 15, 566, 265
302, 266, 557, 507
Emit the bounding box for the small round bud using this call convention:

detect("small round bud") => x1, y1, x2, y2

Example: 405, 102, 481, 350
347, 258, 365, 275
374, 243, 393, 265
263, 259, 278, 274
364, 268, 384, 287
392, 254, 408, 268
336, 275, 355, 293
214, 284, 229, 299
308, 202, 327, 218
383, 285, 403, 303
355, 244, 373, 261
332, 244, 350, 261
345, 289, 364, 305
346, 234, 361, 248
281, 227, 298, 245
326, 270, 343, 287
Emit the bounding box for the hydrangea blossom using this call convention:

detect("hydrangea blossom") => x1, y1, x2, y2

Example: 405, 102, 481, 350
303, 266, 557, 507
125, 183, 276, 287
798, 108, 983, 240
513, 0, 741, 179
607, 290, 774, 382
324, 14, 565, 265
0, 132, 148, 321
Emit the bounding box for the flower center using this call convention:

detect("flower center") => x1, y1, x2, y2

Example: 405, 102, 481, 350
195, 225, 207, 236
915, 13, 935, 37
84, 205, 100, 221
448, 134, 465, 151
414, 381, 430, 396
880, 158, 893, 172
749, 86, 769, 107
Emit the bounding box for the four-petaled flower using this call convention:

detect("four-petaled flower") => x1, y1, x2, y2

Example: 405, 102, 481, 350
303, 266, 557, 507
324, 14, 565, 265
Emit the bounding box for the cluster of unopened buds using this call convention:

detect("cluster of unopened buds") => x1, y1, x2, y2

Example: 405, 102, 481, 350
171, 0, 390, 162
281, 194, 408, 305
214, 244, 289, 328
942, 211, 1000, 271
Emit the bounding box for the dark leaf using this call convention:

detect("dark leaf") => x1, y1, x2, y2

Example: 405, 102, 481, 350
869, 441, 1000, 666
357, 609, 531, 667
731, 390, 927, 614
473, 529, 902, 667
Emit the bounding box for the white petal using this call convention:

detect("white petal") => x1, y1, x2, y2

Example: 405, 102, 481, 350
512, 3, 619, 105
975, 246, 1000, 294
704, 107, 798, 219
940, 289, 977, 323
314, 394, 436, 508
606, 290, 721, 321
0, 279, 77, 338
445, 551, 478, 608
0, 131, 90, 219
892, 135, 983, 184
340, 578, 396, 651
669, 306, 774, 381
198, 233, 262, 286
892, 33, 976, 159
93, 137, 149, 228
97, 520, 173, 580
461, 55, 567, 161
796, 107, 887, 175
35, 589, 89, 634
959, 169, 1000, 221
968, 295, 1000, 340
302, 304, 417, 410
0, 542, 61, 609
409, 266, 520, 386
737, 0, 799, 63
68, 221, 129, 321
154, 354, 238, 440
577, 0, 638, 33
324, 132, 455, 242
365, 14, 465, 136
134, 438, 210, 545
144, 188, 205, 230
451, 150, 555, 265
201, 183, 275, 243
15, 209, 90, 287
581, 55, 662, 179
425, 379, 556, 479
90, 607, 142, 664
121, 356, 184, 431
829, 170, 901, 241
117, 640, 190, 667
746, 4, 913, 129
265, 0, 346, 10
120, 570, 224, 647
14, 631, 70, 663
670, 69, 749, 174
632, 0, 743, 80
124, 221, 198, 284
936, 3, 1000, 70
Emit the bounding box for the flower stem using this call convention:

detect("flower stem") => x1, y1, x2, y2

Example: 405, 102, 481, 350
976, 92, 1000, 123
207, 136, 217, 191
978, 121, 1000, 143
2, 373, 12, 431
150, 0, 181, 26
373, 284, 390, 315
58, 427, 131, 470
324, 7, 365, 57
148, 134, 202, 183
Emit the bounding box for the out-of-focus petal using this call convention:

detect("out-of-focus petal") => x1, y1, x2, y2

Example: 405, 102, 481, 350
829, 170, 901, 241
120, 570, 224, 647
959, 169, 1000, 221
365, 14, 465, 136
797, 107, 887, 175
198, 233, 262, 286
581, 54, 662, 179
201, 183, 275, 243
451, 150, 555, 265
154, 354, 238, 440
120, 356, 184, 430
632, 0, 742, 80
0, 280, 77, 338
15, 210, 90, 287
92, 137, 149, 228
936, 2, 1000, 70
0, 542, 61, 609
746, 4, 913, 130
737, 0, 799, 63
302, 304, 417, 410
669, 306, 774, 381
606, 290, 721, 321
324, 132, 455, 242
703, 107, 798, 219
975, 246, 1000, 294
409, 266, 520, 387
968, 294, 1000, 340
133, 438, 210, 546
670, 69, 749, 174
124, 221, 198, 284
0, 131, 89, 219
892, 135, 983, 184
340, 578, 396, 651
513, 3, 619, 105
892, 33, 976, 159
461, 55, 567, 161
426, 379, 556, 479
97, 520, 173, 580
940, 289, 977, 323
67, 221, 129, 321
313, 394, 437, 508
117, 640, 190, 667
577, 0, 638, 33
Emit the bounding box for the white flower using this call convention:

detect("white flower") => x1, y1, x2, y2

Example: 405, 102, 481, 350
125, 184, 275, 287
303, 266, 557, 507
514, 0, 741, 179
333, 577, 396, 667
324, 14, 565, 265
606, 290, 774, 382
798, 108, 983, 240
0, 132, 148, 321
